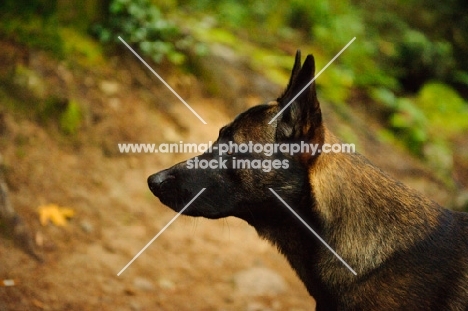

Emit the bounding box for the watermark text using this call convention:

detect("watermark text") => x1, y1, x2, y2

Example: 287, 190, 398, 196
118, 141, 355, 156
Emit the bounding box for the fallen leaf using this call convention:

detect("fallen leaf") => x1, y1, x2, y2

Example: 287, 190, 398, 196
38, 204, 75, 226
32, 298, 46, 309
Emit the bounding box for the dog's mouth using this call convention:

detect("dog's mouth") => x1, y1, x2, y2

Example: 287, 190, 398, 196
148, 169, 230, 219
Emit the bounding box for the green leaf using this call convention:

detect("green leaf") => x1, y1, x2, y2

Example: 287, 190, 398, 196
60, 100, 82, 135
416, 82, 468, 137
370, 87, 396, 109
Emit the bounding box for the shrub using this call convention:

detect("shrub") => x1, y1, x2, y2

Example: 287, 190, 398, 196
94, 0, 190, 64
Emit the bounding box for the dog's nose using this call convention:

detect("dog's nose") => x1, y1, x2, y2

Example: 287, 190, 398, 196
147, 169, 175, 197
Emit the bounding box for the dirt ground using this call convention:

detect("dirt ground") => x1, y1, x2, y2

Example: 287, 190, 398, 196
0, 42, 464, 310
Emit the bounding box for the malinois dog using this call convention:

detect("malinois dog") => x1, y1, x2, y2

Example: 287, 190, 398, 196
148, 51, 468, 310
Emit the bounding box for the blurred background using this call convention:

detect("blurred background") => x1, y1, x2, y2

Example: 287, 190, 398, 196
1, 0, 468, 310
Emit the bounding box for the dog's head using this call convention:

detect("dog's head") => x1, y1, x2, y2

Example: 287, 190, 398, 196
148, 51, 324, 223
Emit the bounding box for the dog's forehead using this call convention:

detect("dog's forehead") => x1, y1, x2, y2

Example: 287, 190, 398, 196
229, 101, 278, 141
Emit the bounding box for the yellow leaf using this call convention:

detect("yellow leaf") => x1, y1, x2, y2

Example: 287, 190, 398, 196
38, 204, 75, 227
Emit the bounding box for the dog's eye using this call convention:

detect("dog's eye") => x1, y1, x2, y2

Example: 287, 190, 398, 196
219, 126, 233, 139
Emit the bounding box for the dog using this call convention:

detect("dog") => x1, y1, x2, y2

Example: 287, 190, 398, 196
148, 51, 468, 310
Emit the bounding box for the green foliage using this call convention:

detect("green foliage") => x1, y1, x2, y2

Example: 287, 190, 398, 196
287, 0, 329, 32
312, 1, 468, 166
1, 64, 83, 136
392, 30, 455, 91
216, 1, 249, 29
60, 99, 82, 135
60, 28, 104, 67
390, 97, 428, 155
0, 0, 63, 56
184, 0, 283, 32
0, 0, 56, 18
373, 82, 468, 168
95, 0, 202, 65
416, 83, 468, 138
370, 87, 397, 110
181, 0, 468, 166
2, 0, 467, 166
0, 15, 64, 57
34, 97, 82, 136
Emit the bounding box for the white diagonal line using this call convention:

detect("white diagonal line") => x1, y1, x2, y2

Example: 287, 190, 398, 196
117, 188, 206, 276
118, 36, 207, 125
268, 188, 357, 275
269, 37, 356, 124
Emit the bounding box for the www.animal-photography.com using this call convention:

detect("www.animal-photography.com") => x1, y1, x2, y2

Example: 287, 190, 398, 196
1, 1, 467, 310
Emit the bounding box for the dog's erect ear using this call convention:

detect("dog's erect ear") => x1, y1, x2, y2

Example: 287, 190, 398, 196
276, 52, 323, 144
280, 50, 302, 101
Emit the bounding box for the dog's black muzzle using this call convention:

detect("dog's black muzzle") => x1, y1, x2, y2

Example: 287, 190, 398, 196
147, 169, 175, 197
147, 166, 195, 212
148, 168, 183, 208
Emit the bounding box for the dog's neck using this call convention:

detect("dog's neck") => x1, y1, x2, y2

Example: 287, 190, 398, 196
257, 128, 447, 303
311, 129, 444, 269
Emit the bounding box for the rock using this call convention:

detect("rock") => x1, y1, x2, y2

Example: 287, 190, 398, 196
13, 65, 47, 98
233, 267, 287, 296
133, 277, 155, 292
100, 80, 120, 96
80, 220, 94, 233
129, 301, 141, 311
158, 278, 175, 290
